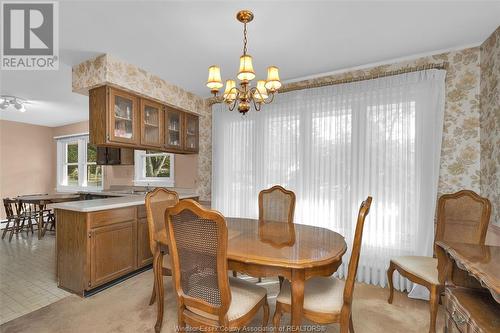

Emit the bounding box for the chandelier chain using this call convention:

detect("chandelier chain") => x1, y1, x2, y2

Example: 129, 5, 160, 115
243, 23, 248, 55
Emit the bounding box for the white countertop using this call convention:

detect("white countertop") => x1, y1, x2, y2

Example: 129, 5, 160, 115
51, 193, 198, 212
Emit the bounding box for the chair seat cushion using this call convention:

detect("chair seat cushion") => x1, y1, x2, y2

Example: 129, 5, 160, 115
187, 277, 267, 322
391, 256, 439, 285
276, 277, 344, 314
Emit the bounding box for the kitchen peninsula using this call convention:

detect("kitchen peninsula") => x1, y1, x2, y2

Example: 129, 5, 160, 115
52, 190, 198, 296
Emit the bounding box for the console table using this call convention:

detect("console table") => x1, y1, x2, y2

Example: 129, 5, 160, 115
436, 241, 500, 332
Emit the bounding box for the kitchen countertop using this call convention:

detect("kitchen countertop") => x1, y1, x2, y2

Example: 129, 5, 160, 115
51, 192, 198, 212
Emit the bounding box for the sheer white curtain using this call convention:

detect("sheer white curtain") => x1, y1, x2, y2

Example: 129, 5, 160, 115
212, 70, 446, 290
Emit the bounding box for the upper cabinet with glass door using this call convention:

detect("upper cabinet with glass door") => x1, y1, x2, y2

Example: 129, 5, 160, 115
140, 99, 164, 148
89, 85, 199, 154
108, 88, 139, 144
184, 113, 199, 152
165, 107, 183, 151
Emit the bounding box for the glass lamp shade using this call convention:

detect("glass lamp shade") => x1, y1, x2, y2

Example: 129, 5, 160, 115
237, 55, 256, 81
253, 80, 268, 102
223, 80, 237, 101
265, 66, 282, 91
207, 65, 223, 91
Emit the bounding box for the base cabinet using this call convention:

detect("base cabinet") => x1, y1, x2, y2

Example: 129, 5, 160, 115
56, 205, 152, 295
137, 217, 153, 267
89, 221, 137, 288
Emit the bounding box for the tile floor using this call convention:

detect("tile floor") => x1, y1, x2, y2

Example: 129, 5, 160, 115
0, 232, 70, 324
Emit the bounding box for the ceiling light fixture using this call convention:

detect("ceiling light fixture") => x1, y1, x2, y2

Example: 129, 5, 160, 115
206, 10, 281, 115
0, 95, 27, 112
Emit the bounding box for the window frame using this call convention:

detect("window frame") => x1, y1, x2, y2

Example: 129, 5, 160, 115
133, 150, 175, 187
56, 135, 104, 192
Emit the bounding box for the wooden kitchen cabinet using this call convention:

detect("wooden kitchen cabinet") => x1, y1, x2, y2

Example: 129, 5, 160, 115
140, 98, 164, 148
184, 113, 199, 152
89, 85, 200, 154
165, 107, 184, 151
90, 86, 139, 147
137, 217, 153, 267
108, 88, 140, 145
89, 220, 137, 288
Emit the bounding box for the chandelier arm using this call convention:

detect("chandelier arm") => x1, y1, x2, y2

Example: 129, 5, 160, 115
262, 92, 276, 104
250, 96, 262, 111
227, 97, 238, 111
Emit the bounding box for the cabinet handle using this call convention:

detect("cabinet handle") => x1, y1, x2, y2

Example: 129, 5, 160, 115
88, 232, 92, 238
451, 310, 466, 325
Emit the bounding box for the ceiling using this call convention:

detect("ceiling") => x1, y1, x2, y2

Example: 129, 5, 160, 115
1, 1, 499, 127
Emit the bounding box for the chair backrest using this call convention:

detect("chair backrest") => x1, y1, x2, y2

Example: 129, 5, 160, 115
145, 188, 179, 254
342, 197, 372, 315
3, 198, 19, 218
435, 190, 491, 246
166, 199, 231, 323
258, 185, 296, 223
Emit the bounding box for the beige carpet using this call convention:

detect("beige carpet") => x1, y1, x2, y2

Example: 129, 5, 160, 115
0, 270, 444, 333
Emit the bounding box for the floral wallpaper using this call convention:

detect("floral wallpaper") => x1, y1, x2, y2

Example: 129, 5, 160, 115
72, 54, 212, 201
271, 47, 482, 196
480, 26, 500, 227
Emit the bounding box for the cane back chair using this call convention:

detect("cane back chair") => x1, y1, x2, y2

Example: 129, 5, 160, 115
273, 197, 372, 333
145, 188, 179, 332
387, 190, 491, 333
166, 199, 269, 332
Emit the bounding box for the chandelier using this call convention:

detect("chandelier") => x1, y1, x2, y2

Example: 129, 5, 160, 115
206, 10, 282, 115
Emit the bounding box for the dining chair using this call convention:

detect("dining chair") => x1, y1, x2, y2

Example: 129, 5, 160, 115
273, 196, 372, 333
144, 188, 179, 325
387, 190, 491, 333
232, 185, 297, 280
259, 185, 296, 224
17, 200, 41, 235
166, 199, 269, 333
2, 198, 24, 241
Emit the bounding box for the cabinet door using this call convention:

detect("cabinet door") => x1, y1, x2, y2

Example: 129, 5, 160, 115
89, 221, 137, 288
137, 217, 153, 267
184, 114, 199, 152
165, 107, 184, 150
108, 88, 139, 145
140, 99, 164, 148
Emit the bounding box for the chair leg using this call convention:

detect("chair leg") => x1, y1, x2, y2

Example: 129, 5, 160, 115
349, 314, 355, 333
387, 261, 396, 304
2, 219, 11, 239
177, 310, 186, 332
272, 302, 283, 330
154, 250, 165, 333
262, 298, 269, 326
9, 219, 19, 242
149, 285, 156, 306
428, 285, 439, 333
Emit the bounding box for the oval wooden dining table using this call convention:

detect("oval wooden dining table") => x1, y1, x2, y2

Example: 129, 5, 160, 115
155, 216, 347, 329
226, 217, 347, 327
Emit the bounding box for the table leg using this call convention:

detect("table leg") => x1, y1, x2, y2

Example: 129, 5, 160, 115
290, 269, 305, 330
38, 206, 43, 239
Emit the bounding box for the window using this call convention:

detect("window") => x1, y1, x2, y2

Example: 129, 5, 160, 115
134, 150, 174, 187
56, 135, 103, 191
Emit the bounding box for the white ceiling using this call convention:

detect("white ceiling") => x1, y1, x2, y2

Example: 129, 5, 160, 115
1, 1, 499, 127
